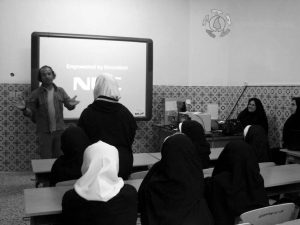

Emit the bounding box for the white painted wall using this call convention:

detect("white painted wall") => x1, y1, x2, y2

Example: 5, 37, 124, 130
1, 0, 300, 86
227, 0, 300, 86
188, 0, 230, 86
188, 0, 300, 86
0, 0, 190, 85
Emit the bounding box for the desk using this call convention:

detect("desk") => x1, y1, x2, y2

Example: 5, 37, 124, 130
153, 124, 243, 148
24, 185, 69, 225
202, 164, 300, 196
24, 179, 143, 225
261, 164, 300, 196
276, 219, 300, 225
280, 149, 300, 164
31, 159, 56, 187
149, 147, 224, 161
132, 153, 159, 167
31, 153, 159, 187
24, 165, 300, 224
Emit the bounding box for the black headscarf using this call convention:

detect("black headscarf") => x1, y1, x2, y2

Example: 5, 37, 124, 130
244, 125, 271, 162
238, 98, 268, 133
138, 133, 214, 225
180, 120, 211, 168
206, 141, 269, 225
282, 97, 300, 148
50, 126, 90, 186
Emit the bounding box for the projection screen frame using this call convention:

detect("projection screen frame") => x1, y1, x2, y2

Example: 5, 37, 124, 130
31, 32, 153, 121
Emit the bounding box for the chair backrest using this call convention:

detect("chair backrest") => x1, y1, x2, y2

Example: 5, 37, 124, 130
240, 203, 296, 225
128, 170, 148, 180
258, 162, 276, 169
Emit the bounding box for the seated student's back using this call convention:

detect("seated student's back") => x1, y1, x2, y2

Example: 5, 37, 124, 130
138, 133, 214, 225
205, 140, 269, 225
243, 125, 271, 162
283, 97, 300, 150
62, 141, 137, 225
179, 120, 211, 169
50, 126, 90, 186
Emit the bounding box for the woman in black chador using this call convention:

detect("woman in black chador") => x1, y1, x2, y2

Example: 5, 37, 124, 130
78, 73, 137, 179
50, 126, 90, 186
244, 125, 271, 162
282, 97, 300, 148
138, 133, 214, 225
205, 141, 269, 225
238, 97, 268, 134
62, 141, 137, 225
179, 120, 211, 169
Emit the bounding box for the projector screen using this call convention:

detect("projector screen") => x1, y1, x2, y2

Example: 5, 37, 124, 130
31, 32, 153, 121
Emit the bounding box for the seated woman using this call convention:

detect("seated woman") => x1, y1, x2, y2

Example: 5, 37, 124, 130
237, 97, 268, 134
78, 73, 137, 179
49, 126, 90, 186
62, 141, 138, 225
179, 120, 211, 169
244, 125, 271, 162
282, 97, 300, 149
138, 133, 214, 225
205, 140, 269, 225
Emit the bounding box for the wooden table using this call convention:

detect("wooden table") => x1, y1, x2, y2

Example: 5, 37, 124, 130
280, 149, 300, 164
31, 153, 159, 187
149, 147, 223, 161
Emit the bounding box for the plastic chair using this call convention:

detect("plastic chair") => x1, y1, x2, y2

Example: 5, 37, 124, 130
128, 170, 148, 180
239, 203, 297, 225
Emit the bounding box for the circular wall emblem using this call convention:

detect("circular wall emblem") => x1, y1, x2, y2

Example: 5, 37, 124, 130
203, 9, 231, 38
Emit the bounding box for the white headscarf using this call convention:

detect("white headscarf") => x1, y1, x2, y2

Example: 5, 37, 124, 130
178, 122, 183, 133
243, 125, 251, 139
74, 141, 124, 202
93, 73, 121, 100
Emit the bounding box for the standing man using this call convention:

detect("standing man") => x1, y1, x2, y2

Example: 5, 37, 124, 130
15, 65, 79, 158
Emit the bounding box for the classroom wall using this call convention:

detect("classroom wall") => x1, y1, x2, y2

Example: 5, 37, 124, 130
1, 83, 299, 171
188, 0, 300, 86
0, 0, 190, 86
1, 0, 300, 86
1, 0, 300, 170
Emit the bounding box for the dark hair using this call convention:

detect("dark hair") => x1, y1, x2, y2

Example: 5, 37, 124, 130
247, 98, 266, 115
38, 65, 56, 82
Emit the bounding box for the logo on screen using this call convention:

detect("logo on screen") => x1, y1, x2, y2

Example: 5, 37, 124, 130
73, 77, 97, 91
